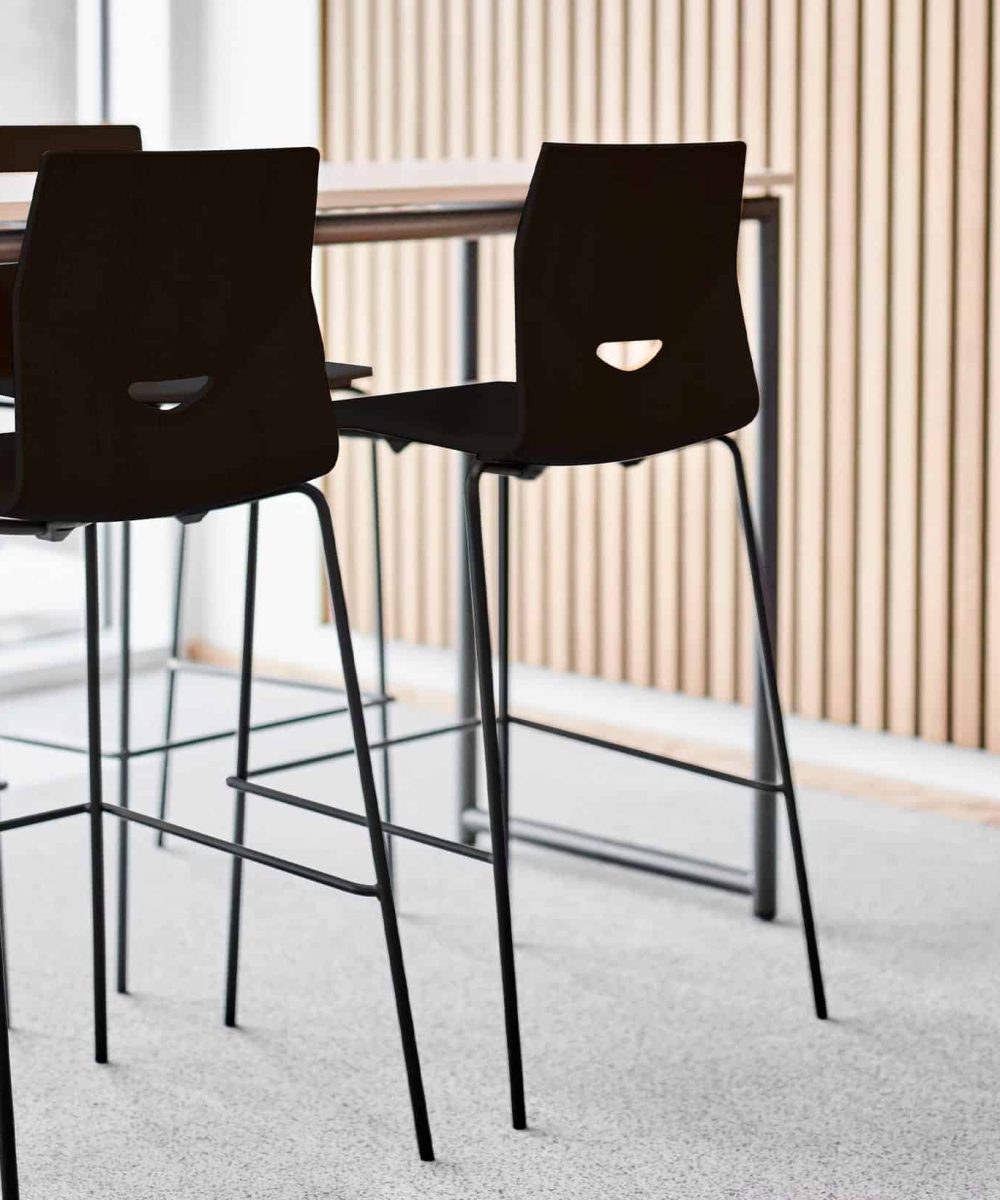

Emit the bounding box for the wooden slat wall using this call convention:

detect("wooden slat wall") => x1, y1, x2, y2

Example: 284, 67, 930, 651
322, 0, 1000, 751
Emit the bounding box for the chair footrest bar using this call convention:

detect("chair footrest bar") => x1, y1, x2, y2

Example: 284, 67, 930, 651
125, 698, 386, 758
0, 731, 90, 756
168, 657, 390, 702
101, 802, 378, 896
0, 695, 389, 762
0, 802, 90, 833
460, 808, 752, 894
247, 717, 482, 780
229, 775, 493, 863
505, 715, 785, 793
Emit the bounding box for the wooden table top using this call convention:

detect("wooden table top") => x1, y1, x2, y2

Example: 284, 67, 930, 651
0, 159, 793, 226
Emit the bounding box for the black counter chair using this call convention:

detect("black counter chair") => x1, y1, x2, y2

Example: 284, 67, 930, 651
329, 140, 828, 1117
0, 147, 433, 1194
0, 126, 379, 1005
0, 125, 143, 1038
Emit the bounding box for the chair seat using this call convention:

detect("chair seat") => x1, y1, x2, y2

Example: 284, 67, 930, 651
333, 381, 521, 461
0, 433, 14, 509
325, 361, 372, 390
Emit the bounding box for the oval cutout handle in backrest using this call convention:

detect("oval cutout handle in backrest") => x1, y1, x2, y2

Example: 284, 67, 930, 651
128, 375, 212, 411
595, 339, 663, 372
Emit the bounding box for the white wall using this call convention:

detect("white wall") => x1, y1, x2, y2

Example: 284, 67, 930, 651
1, 0, 329, 677
0, 0, 78, 123
103, 0, 321, 151
152, 0, 328, 671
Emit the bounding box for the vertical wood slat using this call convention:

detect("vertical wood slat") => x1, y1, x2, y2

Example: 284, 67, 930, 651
985, 0, 1000, 752
651, 0, 683, 696
793, 0, 829, 719
885, 1, 923, 736
318, 0, 1000, 752
678, 0, 710, 697
950, 0, 991, 748
918, 0, 956, 740
519, 0, 548, 669
596, 0, 627, 682
546, 1, 575, 675
770, 0, 798, 705
854, 0, 891, 731
625, 0, 655, 687
570, 0, 600, 678
736, 0, 768, 707
823, 0, 859, 725
708, 0, 740, 703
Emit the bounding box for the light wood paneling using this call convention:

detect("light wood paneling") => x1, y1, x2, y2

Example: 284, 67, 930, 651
793, 0, 829, 719
824, 0, 859, 725
854, 0, 891, 731
918, 0, 955, 741
322, 0, 1000, 750
950, 0, 991, 748
986, 0, 1000, 753
886, 1, 924, 736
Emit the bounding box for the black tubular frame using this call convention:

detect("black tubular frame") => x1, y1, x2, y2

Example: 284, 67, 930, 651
1, 187, 788, 921
223, 482, 528, 1132
0, 512, 393, 998
461, 443, 826, 1022
0, 486, 440, 1187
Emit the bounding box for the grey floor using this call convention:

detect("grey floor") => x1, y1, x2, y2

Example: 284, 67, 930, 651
0, 673, 996, 1198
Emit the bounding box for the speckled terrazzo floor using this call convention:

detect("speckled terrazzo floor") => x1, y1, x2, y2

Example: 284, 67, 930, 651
0, 675, 997, 1198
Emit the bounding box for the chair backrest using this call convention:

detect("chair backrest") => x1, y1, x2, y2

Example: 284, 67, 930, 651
0, 126, 142, 392
0, 125, 142, 172
512, 141, 758, 465
9, 148, 336, 522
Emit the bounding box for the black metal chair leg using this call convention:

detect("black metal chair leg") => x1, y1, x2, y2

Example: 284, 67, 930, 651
116, 522, 131, 994
84, 524, 109, 1062
0, 787, 10, 1030
301, 482, 434, 1162
720, 436, 828, 1020
224, 505, 259, 1029
497, 475, 511, 837
370, 442, 394, 881
465, 462, 526, 1130
0, 873, 18, 1199
155, 520, 188, 847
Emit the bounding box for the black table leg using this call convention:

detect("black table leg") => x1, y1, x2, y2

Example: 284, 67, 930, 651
752, 201, 781, 921
456, 239, 480, 842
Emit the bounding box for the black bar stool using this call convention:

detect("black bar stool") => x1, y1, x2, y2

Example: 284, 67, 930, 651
325, 140, 828, 1116
0, 126, 379, 1001
0, 125, 143, 1031
0, 146, 434, 1194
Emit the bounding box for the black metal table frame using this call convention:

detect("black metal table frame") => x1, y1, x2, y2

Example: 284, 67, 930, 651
441, 197, 782, 918
0, 190, 783, 920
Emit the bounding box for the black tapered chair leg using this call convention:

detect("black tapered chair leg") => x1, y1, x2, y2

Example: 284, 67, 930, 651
0, 877, 18, 1200
465, 462, 526, 1129
0, 790, 10, 1029
301, 483, 433, 1162
497, 475, 511, 837
155, 520, 188, 846
116, 522, 131, 995
224, 505, 259, 1029
370, 442, 394, 881
84, 525, 109, 1062
721, 436, 828, 1020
